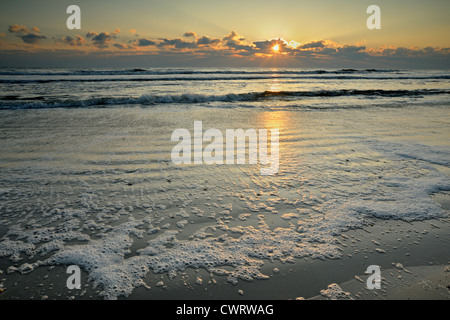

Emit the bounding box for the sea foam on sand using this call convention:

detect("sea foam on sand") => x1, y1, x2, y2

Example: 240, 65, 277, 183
0, 107, 448, 299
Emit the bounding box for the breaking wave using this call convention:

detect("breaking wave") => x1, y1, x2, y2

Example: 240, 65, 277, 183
1, 89, 448, 109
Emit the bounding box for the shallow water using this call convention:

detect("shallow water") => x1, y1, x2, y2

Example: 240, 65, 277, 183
0, 103, 449, 299
1, 68, 449, 110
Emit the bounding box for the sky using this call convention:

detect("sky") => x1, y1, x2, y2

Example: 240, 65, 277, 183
0, 0, 449, 68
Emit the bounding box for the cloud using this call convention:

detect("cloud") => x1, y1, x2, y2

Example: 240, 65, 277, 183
62, 35, 85, 46
86, 31, 112, 48
8, 24, 47, 44
111, 28, 120, 36
299, 40, 327, 49
8, 24, 30, 34
222, 31, 253, 53
85, 29, 120, 48
131, 32, 220, 51
113, 43, 134, 50
222, 31, 244, 42
252, 38, 293, 54
135, 38, 156, 47
292, 40, 368, 59
1, 29, 449, 68
183, 31, 197, 38
197, 36, 219, 45
85, 31, 98, 38
157, 38, 198, 49
19, 34, 47, 44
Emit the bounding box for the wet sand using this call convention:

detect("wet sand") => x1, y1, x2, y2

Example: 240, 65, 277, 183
0, 105, 449, 300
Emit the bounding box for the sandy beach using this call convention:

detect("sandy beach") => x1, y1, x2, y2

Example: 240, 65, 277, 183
1, 0, 450, 305
0, 104, 448, 300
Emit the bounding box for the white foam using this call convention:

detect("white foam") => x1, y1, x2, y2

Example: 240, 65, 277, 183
39, 220, 147, 299
320, 283, 353, 300
281, 213, 300, 220
0, 240, 35, 262
176, 220, 188, 229
0, 126, 448, 301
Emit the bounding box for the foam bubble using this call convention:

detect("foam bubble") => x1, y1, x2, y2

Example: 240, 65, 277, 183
320, 283, 353, 300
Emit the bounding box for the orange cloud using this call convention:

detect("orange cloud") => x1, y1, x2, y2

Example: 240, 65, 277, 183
2, 28, 449, 68
8, 24, 47, 44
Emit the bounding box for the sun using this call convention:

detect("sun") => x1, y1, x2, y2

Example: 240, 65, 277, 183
272, 44, 280, 53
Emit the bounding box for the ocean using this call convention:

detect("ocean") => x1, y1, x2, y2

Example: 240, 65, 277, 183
1, 68, 449, 110
0, 67, 449, 300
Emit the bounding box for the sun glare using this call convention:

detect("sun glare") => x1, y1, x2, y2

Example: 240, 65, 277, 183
272, 44, 280, 53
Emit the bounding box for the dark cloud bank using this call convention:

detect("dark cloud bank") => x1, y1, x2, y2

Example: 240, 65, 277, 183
1, 28, 449, 69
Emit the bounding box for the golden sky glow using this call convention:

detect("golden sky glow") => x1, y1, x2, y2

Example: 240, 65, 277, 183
0, 0, 449, 68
